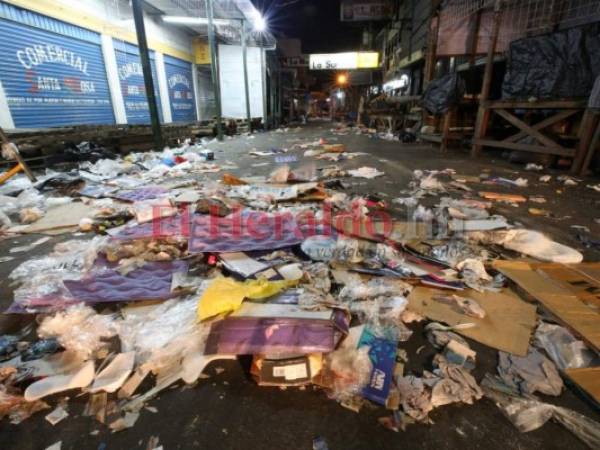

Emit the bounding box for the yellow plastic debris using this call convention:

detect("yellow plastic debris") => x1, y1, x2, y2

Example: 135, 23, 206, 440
197, 277, 296, 321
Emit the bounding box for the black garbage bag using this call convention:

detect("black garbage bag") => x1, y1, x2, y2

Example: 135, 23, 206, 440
63, 141, 116, 163
502, 24, 600, 100
421, 73, 466, 114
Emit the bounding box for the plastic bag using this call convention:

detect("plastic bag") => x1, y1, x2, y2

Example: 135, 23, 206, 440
484, 385, 600, 449
197, 277, 297, 320
326, 345, 372, 402
10, 237, 106, 283
421, 73, 466, 114
534, 322, 598, 370
119, 296, 210, 372
339, 278, 411, 302
16, 188, 45, 210
38, 304, 119, 359
465, 229, 583, 264
502, 24, 600, 100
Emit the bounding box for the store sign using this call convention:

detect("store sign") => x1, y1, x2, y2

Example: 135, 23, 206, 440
309, 52, 379, 70
340, 1, 392, 22
0, 19, 114, 128
282, 56, 309, 68
164, 55, 196, 122
114, 44, 162, 125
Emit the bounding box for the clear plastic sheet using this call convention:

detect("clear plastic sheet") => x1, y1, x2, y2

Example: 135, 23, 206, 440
119, 295, 210, 371
10, 237, 106, 283
9, 237, 107, 310
349, 296, 412, 341
0, 174, 33, 196
38, 304, 119, 360
339, 278, 411, 302
430, 240, 488, 267
79, 159, 131, 180
534, 322, 598, 370
16, 189, 45, 210
484, 384, 600, 449
326, 345, 372, 402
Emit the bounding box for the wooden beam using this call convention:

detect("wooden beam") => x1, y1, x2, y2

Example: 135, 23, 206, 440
473, 139, 575, 157
579, 115, 600, 176
424, 5, 440, 87
494, 108, 569, 153
572, 109, 600, 174
504, 109, 580, 143
488, 100, 586, 109
468, 10, 483, 67
472, 0, 503, 157
441, 109, 452, 152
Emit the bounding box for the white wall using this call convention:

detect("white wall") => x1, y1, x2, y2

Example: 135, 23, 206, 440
218, 44, 264, 119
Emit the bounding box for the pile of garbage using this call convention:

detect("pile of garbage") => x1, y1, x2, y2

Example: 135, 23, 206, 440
0, 133, 599, 448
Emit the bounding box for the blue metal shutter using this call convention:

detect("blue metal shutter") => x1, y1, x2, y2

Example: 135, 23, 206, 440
0, 3, 114, 128
114, 41, 163, 125
164, 55, 196, 122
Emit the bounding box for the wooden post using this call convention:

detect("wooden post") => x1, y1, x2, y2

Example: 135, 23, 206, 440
572, 109, 599, 174
424, 9, 440, 87
471, 0, 503, 157
579, 112, 600, 176
441, 108, 452, 152
468, 10, 482, 67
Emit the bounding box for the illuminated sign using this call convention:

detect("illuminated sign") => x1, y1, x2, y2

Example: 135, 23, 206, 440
309, 52, 379, 70
340, 1, 392, 22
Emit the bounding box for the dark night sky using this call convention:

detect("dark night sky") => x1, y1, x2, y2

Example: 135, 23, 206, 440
250, 0, 364, 53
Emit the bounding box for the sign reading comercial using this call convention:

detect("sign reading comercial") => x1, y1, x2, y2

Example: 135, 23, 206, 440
0, 4, 114, 128
114, 42, 163, 125
340, 1, 392, 22
164, 55, 196, 123
309, 52, 379, 70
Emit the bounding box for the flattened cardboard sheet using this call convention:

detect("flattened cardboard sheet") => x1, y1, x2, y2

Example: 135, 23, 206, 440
407, 286, 536, 356
494, 260, 600, 352
565, 367, 600, 405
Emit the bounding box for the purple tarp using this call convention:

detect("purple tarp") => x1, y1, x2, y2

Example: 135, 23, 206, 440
204, 310, 349, 355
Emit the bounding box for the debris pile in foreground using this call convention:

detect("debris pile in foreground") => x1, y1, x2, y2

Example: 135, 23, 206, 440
0, 131, 599, 449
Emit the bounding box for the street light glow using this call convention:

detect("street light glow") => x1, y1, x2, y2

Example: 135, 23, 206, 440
337, 74, 348, 85
253, 14, 267, 31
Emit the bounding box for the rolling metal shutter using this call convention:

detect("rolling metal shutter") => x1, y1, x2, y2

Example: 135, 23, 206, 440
113, 41, 163, 125
0, 2, 115, 128
164, 55, 196, 123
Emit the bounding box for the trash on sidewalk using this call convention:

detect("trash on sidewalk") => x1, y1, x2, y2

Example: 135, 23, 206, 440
493, 261, 600, 352
497, 349, 564, 396
408, 287, 536, 356
0, 123, 598, 445
483, 380, 600, 449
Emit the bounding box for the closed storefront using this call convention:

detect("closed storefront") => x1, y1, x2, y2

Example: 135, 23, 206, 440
164, 55, 196, 123
0, 2, 114, 128
218, 44, 264, 119
114, 41, 163, 125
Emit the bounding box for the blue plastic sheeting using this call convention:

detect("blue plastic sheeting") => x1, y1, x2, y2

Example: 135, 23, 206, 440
114, 41, 163, 125
0, 16, 114, 128
164, 54, 196, 123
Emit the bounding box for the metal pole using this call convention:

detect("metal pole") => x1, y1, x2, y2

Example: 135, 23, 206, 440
241, 20, 252, 133
131, 0, 162, 151
205, 0, 224, 140
260, 37, 268, 129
